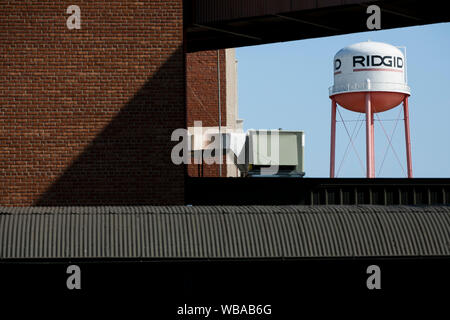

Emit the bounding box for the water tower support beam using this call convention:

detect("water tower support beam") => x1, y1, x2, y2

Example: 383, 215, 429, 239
365, 93, 375, 178
371, 111, 375, 177
330, 99, 337, 178
403, 96, 413, 178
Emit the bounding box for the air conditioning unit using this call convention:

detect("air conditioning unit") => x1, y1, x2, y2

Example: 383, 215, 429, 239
187, 127, 305, 177
242, 130, 305, 177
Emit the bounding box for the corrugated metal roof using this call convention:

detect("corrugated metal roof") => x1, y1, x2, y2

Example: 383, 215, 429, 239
1, 206, 450, 259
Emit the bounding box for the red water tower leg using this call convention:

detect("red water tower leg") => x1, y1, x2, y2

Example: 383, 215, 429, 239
330, 99, 337, 178
365, 93, 374, 178
403, 96, 413, 178
371, 111, 375, 177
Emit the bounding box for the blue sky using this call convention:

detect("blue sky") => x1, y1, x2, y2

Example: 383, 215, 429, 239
236, 22, 450, 178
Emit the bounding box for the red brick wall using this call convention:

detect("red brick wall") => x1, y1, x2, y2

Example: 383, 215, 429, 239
0, 1, 185, 206
186, 49, 227, 177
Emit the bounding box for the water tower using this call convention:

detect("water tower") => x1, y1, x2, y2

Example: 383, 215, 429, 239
329, 41, 413, 178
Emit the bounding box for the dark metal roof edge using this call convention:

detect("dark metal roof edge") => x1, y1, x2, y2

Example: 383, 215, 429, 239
2, 254, 450, 263
1, 205, 450, 215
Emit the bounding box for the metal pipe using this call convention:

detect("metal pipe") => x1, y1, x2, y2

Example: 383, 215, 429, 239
217, 50, 222, 177
403, 96, 413, 178
330, 99, 337, 178
397, 46, 408, 84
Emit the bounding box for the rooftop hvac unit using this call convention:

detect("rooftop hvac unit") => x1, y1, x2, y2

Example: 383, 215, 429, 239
187, 127, 305, 177
242, 130, 305, 177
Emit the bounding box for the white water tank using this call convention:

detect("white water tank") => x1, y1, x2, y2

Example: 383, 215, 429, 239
329, 41, 410, 113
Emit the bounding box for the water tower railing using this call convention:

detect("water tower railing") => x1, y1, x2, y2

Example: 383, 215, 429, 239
329, 82, 410, 96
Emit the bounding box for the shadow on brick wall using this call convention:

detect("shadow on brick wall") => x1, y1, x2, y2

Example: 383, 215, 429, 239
34, 47, 185, 206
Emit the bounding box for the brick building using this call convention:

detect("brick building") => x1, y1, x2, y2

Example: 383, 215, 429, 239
0, 1, 236, 206
187, 48, 242, 178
